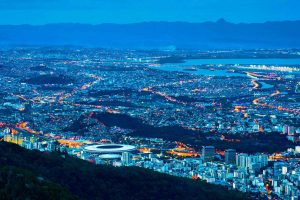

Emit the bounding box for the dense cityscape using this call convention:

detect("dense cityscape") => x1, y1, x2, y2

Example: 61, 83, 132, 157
0, 48, 299, 199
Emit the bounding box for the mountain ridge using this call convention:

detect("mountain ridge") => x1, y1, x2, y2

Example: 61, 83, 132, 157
2, 18, 300, 26
0, 20, 300, 49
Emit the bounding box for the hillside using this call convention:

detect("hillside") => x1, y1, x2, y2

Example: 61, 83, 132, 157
0, 20, 300, 49
65, 112, 294, 154
0, 142, 248, 200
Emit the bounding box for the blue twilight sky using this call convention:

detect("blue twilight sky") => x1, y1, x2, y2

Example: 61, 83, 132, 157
0, 0, 299, 25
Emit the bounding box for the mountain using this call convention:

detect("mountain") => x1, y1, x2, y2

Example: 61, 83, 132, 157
0, 20, 300, 49
0, 142, 248, 200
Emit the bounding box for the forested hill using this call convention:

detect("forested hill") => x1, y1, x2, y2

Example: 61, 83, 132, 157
0, 20, 300, 49
0, 142, 248, 200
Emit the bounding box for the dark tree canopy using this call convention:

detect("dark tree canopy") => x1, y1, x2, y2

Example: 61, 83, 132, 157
0, 142, 248, 200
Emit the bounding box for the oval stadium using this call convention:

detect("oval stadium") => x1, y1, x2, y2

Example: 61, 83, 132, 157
83, 144, 136, 154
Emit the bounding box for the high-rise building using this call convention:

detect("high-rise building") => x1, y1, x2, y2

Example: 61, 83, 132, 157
258, 154, 268, 168
202, 146, 215, 162
295, 82, 300, 93
283, 125, 289, 134
121, 152, 132, 166
288, 126, 295, 135
282, 166, 288, 175
47, 140, 59, 152
247, 155, 259, 168
225, 149, 236, 165
236, 153, 268, 170
236, 153, 248, 168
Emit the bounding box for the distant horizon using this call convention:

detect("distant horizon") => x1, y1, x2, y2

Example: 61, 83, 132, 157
1, 0, 300, 25
1, 20, 300, 49
1, 18, 300, 26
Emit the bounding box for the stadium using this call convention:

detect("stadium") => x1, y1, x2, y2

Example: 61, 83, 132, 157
83, 144, 136, 154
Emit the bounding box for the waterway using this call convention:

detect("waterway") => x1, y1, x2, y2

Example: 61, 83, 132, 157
152, 58, 300, 77
260, 81, 273, 89
173, 58, 300, 66
151, 64, 246, 77
150, 58, 300, 88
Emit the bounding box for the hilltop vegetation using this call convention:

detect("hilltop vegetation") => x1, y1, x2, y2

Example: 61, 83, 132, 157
23, 74, 74, 85
0, 166, 75, 200
0, 142, 248, 200
65, 112, 294, 153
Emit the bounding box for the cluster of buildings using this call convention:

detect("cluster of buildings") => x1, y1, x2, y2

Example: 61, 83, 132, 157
2, 129, 59, 152
1, 127, 299, 199
0, 48, 299, 199
0, 48, 299, 140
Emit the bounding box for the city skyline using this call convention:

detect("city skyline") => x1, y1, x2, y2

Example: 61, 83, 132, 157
0, 1, 299, 199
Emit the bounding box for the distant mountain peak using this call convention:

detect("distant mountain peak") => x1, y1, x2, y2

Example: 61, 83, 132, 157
216, 18, 228, 24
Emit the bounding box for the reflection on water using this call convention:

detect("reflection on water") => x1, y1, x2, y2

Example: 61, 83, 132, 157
153, 58, 300, 77
260, 81, 274, 89
151, 58, 287, 89
151, 65, 246, 77
178, 58, 300, 66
